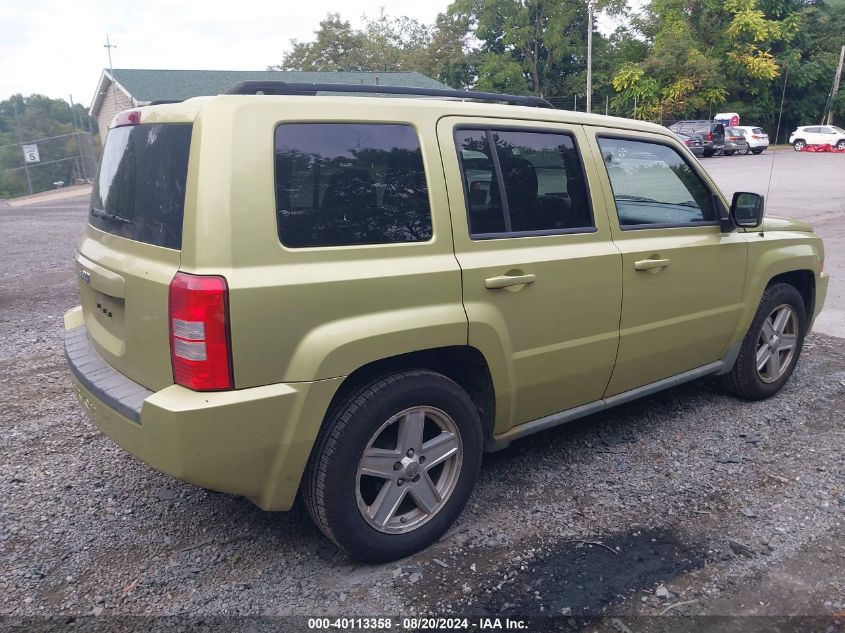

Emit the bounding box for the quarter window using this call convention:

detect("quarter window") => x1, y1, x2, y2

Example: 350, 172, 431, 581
597, 137, 716, 228
455, 128, 593, 237
274, 123, 432, 248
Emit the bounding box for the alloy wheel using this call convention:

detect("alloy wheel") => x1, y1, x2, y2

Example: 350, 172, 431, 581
356, 406, 463, 534
755, 304, 798, 383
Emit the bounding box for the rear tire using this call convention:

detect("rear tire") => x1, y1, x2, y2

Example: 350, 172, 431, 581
720, 283, 806, 400
752, 149, 764, 154
303, 370, 483, 563
793, 140, 806, 151
703, 149, 714, 157
724, 150, 735, 156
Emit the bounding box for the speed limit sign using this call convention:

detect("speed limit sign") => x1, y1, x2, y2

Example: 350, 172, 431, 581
22, 144, 40, 164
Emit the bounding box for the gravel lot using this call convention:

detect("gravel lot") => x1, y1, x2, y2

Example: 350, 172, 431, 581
1, 165, 844, 626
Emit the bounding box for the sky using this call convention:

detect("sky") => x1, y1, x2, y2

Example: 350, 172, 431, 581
0, 0, 453, 108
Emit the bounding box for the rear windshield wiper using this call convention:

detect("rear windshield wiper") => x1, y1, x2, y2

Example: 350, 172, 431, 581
91, 208, 133, 224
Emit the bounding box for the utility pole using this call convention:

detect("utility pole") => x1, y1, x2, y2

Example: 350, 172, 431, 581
586, 0, 593, 113
104, 34, 118, 110
826, 45, 844, 126
606, 94, 609, 116
69, 94, 88, 182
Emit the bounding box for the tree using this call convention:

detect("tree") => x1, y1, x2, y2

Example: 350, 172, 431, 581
0, 94, 98, 199
610, 0, 806, 121
447, 0, 626, 98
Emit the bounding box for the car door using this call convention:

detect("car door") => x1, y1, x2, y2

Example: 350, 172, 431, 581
585, 129, 748, 396
818, 126, 838, 145
437, 118, 622, 433
804, 127, 821, 144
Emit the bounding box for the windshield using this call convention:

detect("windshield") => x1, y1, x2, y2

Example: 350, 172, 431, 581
90, 123, 192, 249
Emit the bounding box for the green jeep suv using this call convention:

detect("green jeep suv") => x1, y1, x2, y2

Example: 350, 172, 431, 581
65, 83, 828, 562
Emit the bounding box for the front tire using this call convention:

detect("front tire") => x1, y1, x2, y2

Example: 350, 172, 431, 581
837, 140, 845, 150
720, 283, 806, 400
303, 370, 483, 563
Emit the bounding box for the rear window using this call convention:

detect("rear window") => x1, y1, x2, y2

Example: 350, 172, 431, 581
90, 124, 192, 250
752, 128, 764, 134
274, 123, 432, 248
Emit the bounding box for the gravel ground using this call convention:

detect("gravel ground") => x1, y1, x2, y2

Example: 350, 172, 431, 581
1, 194, 843, 624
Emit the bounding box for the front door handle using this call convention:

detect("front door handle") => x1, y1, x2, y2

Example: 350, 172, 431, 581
634, 258, 671, 271
484, 273, 536, 289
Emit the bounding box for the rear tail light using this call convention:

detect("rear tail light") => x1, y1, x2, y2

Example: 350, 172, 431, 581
168, 272, 233, 391
110, 109, 141, 128
685, 139, 693, 146
706, 132, 713, 141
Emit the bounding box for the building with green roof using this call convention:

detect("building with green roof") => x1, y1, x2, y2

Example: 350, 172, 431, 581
89, 69, 451, 141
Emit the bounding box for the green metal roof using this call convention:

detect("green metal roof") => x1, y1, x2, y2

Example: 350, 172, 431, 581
108, 69, 451, 102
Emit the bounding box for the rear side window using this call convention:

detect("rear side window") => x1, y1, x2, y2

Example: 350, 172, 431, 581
597, 137, 716, 228
90, 124, 192, 250
274, 123, 432, 248
455, 128, 592, 237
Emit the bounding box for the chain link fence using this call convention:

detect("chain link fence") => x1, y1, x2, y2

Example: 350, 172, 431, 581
0, 131, 98, 200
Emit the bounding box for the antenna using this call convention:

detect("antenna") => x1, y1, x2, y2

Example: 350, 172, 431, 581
104, 34, 118, 110
765, 61, 790, 231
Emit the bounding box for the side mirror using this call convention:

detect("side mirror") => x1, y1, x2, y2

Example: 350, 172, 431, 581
730, 191, 764, 228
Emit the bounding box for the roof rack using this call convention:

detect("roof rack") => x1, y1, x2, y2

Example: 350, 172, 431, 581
223, 81, 555, 109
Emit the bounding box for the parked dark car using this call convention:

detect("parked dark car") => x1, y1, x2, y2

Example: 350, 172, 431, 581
668, 121, 725, 157
673, 132, 705, 157
723, 128, 750, 156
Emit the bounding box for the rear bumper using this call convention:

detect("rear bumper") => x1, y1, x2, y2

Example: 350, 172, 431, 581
63, 308, 342, 510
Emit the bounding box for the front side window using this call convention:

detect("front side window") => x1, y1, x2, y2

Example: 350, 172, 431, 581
455, 128, 592, 237
597, 137, 716, 228
274, 123, 432, 248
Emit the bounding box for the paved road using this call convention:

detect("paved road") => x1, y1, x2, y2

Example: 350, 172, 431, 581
701, 150, 845, 338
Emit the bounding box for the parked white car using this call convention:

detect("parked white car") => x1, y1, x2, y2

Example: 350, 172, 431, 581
732, 126, 769, 154
789, 125, 845, 151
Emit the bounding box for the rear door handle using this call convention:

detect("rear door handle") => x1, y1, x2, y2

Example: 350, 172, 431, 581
484, 273, 536, 289
634, 258, 671, 271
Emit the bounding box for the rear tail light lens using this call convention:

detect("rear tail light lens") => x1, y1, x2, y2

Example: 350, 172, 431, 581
168, 272, 233, 391
706, 132, 713, 141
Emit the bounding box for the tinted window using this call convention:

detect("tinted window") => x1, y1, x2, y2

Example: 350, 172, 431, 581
274, 123, 432, 248
455, 130, 506, 234
752, 128, 764, 134
90, 124, 192, 249
455, 129, 592, 236
597, 137, 715, 228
